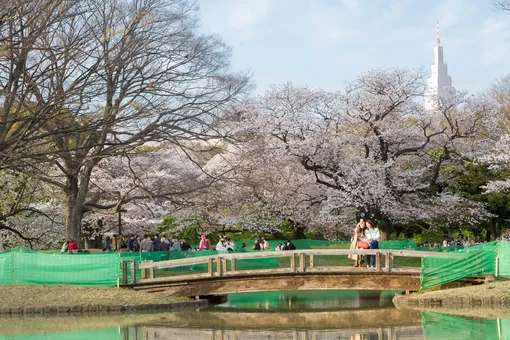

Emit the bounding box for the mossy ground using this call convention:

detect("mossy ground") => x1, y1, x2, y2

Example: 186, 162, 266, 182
0, 285, 188, 309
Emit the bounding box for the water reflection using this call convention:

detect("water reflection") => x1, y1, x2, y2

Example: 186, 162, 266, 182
0, 291, 507, 340
214, 290, 397, 311
122, 325, 424, 340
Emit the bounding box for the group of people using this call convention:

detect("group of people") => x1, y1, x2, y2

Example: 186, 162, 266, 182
251, 238, 296, 251
62, 232, 302, 254
101, 234, 192, 252
60, 239, 78, 253
215, 236, 235, 251
349, 219, 380, 268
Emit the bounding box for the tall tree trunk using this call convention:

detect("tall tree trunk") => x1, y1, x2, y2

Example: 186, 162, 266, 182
292, 226, 306, 239
65, 168, 92, 248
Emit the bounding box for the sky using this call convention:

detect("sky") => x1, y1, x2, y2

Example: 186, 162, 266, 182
196, 0, 510, 95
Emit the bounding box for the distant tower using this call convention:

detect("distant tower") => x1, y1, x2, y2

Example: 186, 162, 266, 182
424, 21, 453, 111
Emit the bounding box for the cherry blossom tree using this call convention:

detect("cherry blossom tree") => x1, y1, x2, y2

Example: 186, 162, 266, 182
200, 70, 496, 239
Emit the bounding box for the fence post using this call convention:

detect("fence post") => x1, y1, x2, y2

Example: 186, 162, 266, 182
309, 254, 314, 269
376, 252, 381, 271
384, 253, 391, 272
208, 257, 214, 277
495, 241, 499, 278
216, 256, 222, 276
290, 253, 295, 272
299, 253, 305, 272
222, 258, 227, 274
231, 258, 236, 273
122, 260, 136, 285
121, 261, 128, 285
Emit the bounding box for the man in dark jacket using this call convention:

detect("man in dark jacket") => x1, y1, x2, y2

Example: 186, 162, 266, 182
152, 234, 161, 251
159, 237, 170, 251
127, 235, 136, 252
180, 239, 191, 251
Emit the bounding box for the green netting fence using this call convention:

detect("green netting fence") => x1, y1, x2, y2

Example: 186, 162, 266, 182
228, 239, 417, 251
419, 241, 510, 290
2, 239, 509, 288
0, 246, 279, 286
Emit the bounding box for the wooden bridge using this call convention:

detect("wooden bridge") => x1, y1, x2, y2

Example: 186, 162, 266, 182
122, 249, 444, 297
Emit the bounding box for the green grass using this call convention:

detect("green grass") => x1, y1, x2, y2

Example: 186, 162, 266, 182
0, 285, 189, 309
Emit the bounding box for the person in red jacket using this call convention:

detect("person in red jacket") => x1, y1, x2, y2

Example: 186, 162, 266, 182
68, 239, 77, 253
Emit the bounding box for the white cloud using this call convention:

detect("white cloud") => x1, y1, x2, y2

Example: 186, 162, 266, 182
341, 0, 360, 10
482, 18, 508, 36
307, 1, 360, 42
479, 18, 510, 65
227, 0, 272, 30
438, 0, 472, 29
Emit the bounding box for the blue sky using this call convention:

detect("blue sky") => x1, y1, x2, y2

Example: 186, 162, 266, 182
196, 0, 510, 95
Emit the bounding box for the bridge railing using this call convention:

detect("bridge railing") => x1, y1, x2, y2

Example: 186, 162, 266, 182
121, 249, 442, 285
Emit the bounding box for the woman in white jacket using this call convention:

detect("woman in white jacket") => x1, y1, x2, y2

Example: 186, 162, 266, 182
364, 220, 380, 268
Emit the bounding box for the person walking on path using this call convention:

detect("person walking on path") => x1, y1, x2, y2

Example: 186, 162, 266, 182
364, 220, 380, 268
348, 220, 366, 267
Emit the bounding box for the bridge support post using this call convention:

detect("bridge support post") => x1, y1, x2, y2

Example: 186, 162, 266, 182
376, 252, 381, 271
384, 253, 392, 272
231, 258, 236, 273
299, 253, 306, 272
208, 257, 214, 277
222, 258, 227, 274
121, 261, 128, 285
122, 260, 136, 285
216, 256, 222, 276
290, 254, 295, 272
309, 254, 314, 269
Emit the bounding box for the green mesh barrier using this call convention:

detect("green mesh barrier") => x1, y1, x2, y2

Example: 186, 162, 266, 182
11, 252, 120, 286
420, 242, 496, 290
0, 252, 13, 284
230, 239, 417, 251
498, 241, 510, 278
421, 311, 503, 340
0, 240, 502, 287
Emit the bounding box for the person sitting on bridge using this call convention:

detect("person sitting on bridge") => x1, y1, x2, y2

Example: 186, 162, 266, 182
275, 242, 283, 251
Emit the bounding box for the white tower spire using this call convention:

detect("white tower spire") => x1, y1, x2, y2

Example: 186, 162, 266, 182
436, 20, 440, 44
424, 21, 453, 111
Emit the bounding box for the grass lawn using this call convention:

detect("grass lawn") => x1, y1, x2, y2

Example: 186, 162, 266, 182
0, 285, 189, 309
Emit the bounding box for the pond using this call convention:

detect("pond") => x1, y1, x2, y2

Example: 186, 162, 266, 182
0, 290, 507, 339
